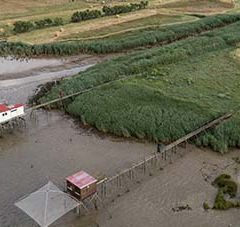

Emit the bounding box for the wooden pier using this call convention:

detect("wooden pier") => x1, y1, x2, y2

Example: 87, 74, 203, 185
93, 112, 233, 206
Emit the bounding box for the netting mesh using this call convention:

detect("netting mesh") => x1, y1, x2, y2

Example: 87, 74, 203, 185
15, 181, 79, 227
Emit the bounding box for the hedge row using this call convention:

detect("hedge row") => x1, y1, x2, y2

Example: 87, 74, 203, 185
102, 1, 148, 16
71, 1, 148, 23
71, 9, 102, 23
13, 17, 64, 33
1, 13, 240, 57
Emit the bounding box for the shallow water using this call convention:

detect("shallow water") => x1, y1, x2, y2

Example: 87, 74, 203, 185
0, 57, 63, 75
0, 57, 154, 227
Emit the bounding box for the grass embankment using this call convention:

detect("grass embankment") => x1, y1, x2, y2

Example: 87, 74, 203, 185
28, 14, 195, 43
1, 14, 240, 57
38, 18, 240, 152
8, 12, 189, 44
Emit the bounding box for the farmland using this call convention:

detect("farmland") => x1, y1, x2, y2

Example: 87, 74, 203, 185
0, 0, 236, 44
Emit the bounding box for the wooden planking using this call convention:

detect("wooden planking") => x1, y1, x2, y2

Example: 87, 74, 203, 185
26, 74, 140, 113
97, 112, 233, 189
162, 112, 233, 152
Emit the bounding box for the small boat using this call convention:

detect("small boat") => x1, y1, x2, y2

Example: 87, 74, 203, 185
0, 103, 25, 124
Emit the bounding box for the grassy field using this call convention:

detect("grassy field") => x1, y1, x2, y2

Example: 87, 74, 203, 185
8, 11, 193, 44
0, 0, 237, 44
0, 0, 154, 41
161, 0, 234, 13
37, 17, 240, 152
56, 14, 195, 41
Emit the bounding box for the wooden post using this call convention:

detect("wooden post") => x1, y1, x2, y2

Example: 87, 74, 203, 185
143, 159, 146, 175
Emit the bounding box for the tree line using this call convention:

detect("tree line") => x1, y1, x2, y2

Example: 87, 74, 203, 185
12, 1, 148, 34
13, 18, 64, 33
71, 1, 149, 23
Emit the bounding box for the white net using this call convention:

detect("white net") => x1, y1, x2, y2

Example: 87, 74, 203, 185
15, 181, 79, 227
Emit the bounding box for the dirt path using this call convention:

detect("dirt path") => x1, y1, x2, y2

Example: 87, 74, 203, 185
60, 16, 198, 42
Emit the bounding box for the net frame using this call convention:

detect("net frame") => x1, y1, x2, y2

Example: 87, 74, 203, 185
15, 181, 79, 227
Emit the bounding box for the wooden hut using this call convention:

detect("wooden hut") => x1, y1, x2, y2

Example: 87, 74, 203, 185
66, 171, 97, 200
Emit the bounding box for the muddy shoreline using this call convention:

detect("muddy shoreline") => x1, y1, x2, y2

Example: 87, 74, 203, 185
0, 56, 156, 227
0, 54, 114, 80
0, 56, 239, 227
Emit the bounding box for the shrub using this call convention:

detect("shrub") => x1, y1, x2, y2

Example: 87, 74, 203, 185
102, 1, 148, 16
53, 17, 64, 26
203, 202, 210, 210
213, 174, 231, 185
212, 174, 237, 197
13, 17, 64, 34
13, 21, 34, 33
213, 189, 234, 210
35, 17, 63, 29
213, 174, 239, 210
71, 9, 102, 23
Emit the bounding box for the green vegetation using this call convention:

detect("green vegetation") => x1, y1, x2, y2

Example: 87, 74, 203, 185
2, 13, 240, 152
212, 174, 240, 210
212, 174, 237, 197
71, 1, 148, 23
13, 21, 34, 33
34, 18, 64, 29
1, 14, 240, 57
35, 15, 240, 152
71, 9, 102, 23
13, 18, 64, 33
203, 202, 210, 210
3, 1, 148, 38
60, 14, 195, 41
102, 1, 148, 16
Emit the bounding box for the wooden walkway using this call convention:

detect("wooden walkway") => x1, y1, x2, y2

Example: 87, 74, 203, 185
162, 112, 233, 152
95, 111, 233, 202
26, 75, 139, 113
20, 82, 235, 207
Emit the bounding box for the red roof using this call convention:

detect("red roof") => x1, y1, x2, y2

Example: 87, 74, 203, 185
66, 171, 97, 189
0, 104, 24, 113
0, 104, 9, 112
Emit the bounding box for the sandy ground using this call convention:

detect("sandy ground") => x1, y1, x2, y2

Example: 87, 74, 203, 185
0, 55, 111, 80
95, 146, 240, 227
234, 48, 240, 58
0, 55, 116, 104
